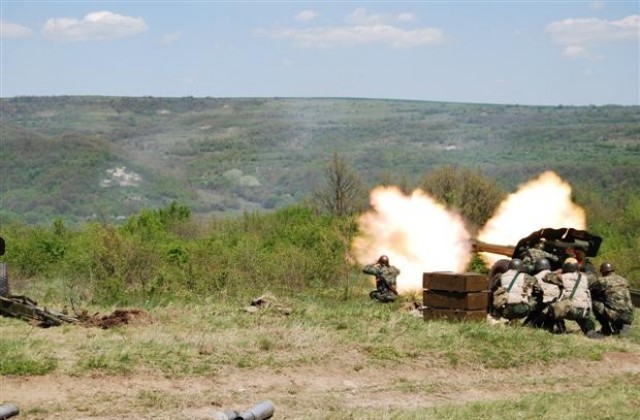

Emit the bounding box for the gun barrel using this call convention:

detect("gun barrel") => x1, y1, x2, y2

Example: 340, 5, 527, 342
237, 400, 275, 420
212, 400, 275, 420
471, 240, 515, 258
0, 403, 19, 420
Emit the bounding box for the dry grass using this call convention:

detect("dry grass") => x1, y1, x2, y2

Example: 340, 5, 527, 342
1, 296, 639, 419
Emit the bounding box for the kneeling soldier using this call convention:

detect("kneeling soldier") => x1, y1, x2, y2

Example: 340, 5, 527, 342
544, 258, 603, 339
590, 261, 634, 336
492, 258, 540, 322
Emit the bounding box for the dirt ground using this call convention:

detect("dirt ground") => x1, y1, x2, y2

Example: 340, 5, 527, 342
2, 351, 640, 419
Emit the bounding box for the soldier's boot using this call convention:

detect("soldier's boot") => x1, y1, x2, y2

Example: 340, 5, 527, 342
380, 293, 397, 303
542, 316, 555, 333
599, 325, 613, 336
597, 318, 613, 336
586, 330, 605, 340
523, 304, 543, 328
555, 320, 567, 334
542, 308, 558, 333
593, 308, 613, 336
618, 324, 632, 337
369, 290, 381, 301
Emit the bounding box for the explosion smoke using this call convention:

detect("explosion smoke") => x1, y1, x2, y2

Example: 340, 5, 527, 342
351, 171, 586, 292
477, 171, 586, 266
351, 186, 471, 292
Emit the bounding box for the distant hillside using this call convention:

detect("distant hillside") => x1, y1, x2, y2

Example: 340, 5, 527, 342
1, 96, 639, 224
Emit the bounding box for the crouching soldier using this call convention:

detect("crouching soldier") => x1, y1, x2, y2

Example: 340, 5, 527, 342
521, 239, 558, 274
524, 258, 566, 333
544, 258, 603, 339
491, 258, 540, 322
363, 255, 400, 303
590, 261, 634, 336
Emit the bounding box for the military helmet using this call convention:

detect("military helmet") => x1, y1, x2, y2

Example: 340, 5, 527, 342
600, 261, 615, 276
508, 258, 524, 272
378, 255, 389, 266
534, 258, 551, 273
562, 257, 579, 273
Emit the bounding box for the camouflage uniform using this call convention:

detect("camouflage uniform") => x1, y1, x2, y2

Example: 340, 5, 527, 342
492, 268, 540, 320
522, 246, 558, 273
363, 263, 400, 303
524, 267, 565, 332
535, 269, 561, 305
545, 270, 599, 336
590, 272, 634, 336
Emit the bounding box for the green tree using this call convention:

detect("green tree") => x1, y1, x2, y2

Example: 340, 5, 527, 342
420, 166, 506, 231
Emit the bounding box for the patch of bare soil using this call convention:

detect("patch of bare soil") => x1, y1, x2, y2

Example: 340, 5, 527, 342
2, 352, 639, 419
79, 308, 154, 329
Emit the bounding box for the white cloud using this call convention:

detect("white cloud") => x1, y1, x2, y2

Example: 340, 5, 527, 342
43, 10, 148, 42
263, 25, 443, 49
161, 31, 182, 45
563, 45, 601, 60
295, 10, 318, 22
0, 19, 33, 38
397, 13, 417, 23
546, 14, 639, 59
346, 8, 416, 25
258, 8, 436, 49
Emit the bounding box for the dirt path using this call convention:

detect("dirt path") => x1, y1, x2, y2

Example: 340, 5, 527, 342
2, 352, 639, 419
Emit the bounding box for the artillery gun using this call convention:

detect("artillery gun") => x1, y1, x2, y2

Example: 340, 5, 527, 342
472, 227, 640, 309
0, 295, 79, 327
472, 227, 603, 276
473, 227, 602, 314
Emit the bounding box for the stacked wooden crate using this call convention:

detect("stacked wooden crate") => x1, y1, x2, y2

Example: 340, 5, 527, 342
423, 272, 489, 321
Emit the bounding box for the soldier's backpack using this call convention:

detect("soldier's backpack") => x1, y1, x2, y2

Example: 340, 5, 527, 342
493, 272, 521, 309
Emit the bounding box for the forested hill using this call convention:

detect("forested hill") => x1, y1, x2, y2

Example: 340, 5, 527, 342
1, 96, 639, 224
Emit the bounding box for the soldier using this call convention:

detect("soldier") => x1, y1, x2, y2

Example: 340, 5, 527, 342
590, 261, 634, 336
521, 239, 558, 273
363, 255, 400, 303
491, 258, 541, 322
524, 258, 566, 332
544, 258, 603, 339
572, 246, 596, 274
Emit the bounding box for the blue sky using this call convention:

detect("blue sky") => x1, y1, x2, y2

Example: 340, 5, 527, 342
1, 1, 638, 106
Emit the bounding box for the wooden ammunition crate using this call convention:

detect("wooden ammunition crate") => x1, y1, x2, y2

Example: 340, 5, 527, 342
423, 290, 488, 310
422, 272, 489, 322
423, 308, 487, 321
423, 272, 489, 292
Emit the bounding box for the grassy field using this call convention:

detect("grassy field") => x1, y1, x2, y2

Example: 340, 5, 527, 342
2, 93, 639, 418
1, 291, 639, 419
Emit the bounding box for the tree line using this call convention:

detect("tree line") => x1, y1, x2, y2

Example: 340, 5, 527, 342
2, 161, 637, 308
